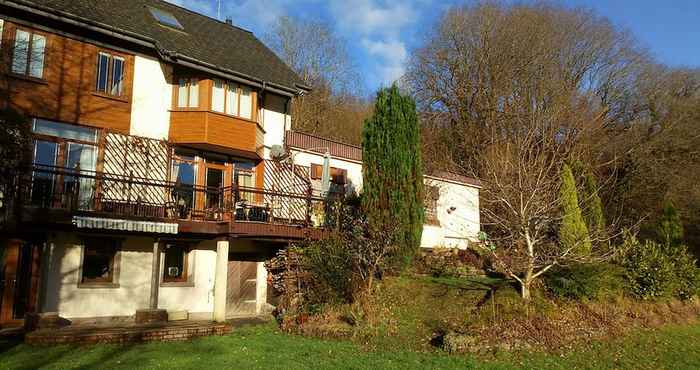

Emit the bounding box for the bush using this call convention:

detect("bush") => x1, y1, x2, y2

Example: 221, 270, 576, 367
414, 248, 487, 277
303, 235, 356, 305
620, 235, 700, 300
545, 263, 626, 300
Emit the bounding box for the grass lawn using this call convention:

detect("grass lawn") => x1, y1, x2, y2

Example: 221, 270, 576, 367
1, 321, 699, 369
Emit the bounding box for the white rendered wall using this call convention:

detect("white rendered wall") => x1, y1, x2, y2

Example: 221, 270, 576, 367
41, 233, 152, 318
40, 234, 218, 319
129, 55, 172, 140
421, 177, 481, 249
157, 243, 217, 317
261, 93, 290, 159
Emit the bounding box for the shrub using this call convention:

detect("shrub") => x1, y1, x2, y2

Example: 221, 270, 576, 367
544, 263, 626, 300
620, 235, 700, 300
414, 248, 487, 277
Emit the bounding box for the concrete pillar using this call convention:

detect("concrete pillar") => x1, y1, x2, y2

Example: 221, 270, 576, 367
213, 239, 229, 322
149, 241, 161, 310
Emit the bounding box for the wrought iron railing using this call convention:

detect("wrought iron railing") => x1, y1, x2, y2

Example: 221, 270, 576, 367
3, 165, 342, 229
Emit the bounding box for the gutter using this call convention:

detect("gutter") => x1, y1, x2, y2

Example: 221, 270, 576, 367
1, 0, 310, 97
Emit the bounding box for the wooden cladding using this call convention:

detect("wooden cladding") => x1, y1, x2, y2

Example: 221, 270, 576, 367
285, 131, 362, 162
1, 20, 134, 133
169, 111, 264, 158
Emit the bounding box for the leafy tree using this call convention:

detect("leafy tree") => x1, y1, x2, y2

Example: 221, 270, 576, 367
559, 164, 592, 255
362, 85, 424, 269
657, 202, 684, 247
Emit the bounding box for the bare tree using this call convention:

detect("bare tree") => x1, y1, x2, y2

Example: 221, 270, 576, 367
406, 2, 648, 299
265, 16, 370, 145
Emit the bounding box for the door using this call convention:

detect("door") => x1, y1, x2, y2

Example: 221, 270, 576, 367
0, 240, 40, 327
226, 260, 257, 317
31, 140, 58, 207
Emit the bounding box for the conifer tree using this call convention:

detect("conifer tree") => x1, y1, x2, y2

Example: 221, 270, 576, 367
558, 164, 592, 254
657, 202, 684, 247
361, 85, 424, 268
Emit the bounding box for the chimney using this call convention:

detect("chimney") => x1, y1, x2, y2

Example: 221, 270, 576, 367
225, 18, 233, 26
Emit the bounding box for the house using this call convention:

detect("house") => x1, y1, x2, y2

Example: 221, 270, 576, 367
0, 0, 480, 329
284, 131, 482, 249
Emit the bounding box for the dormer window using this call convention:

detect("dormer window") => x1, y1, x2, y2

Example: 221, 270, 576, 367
149, 7, 184, 30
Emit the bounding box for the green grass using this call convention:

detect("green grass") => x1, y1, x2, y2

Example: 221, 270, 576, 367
1, 321, 699, 369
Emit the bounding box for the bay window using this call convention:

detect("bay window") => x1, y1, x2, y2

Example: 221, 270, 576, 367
210, 80, 254, 119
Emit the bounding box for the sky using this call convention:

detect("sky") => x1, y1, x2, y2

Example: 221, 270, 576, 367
166, 0, 700, 94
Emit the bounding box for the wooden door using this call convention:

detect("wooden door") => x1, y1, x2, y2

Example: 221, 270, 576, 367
0, 240, 39, 326
226, 260, 257, 317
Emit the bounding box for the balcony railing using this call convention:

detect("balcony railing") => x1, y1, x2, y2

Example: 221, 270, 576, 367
3, 165, 342, 230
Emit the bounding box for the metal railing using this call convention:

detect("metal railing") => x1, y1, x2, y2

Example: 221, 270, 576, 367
3, 165, 342, 229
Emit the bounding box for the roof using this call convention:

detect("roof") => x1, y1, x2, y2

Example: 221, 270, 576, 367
285, 131, 482, 188
5, 0, 307, 94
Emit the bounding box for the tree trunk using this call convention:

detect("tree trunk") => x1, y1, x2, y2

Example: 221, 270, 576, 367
520, 281, 531, 300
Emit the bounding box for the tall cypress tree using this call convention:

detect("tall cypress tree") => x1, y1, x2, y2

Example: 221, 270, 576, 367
558, 164, 592, 255
361, 85, 424, 268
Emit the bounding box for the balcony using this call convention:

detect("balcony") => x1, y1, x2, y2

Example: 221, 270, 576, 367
2, 166, 341, 239
169, 111, 264, 159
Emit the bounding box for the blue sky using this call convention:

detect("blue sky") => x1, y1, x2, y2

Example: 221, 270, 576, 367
167, 0, 700, 94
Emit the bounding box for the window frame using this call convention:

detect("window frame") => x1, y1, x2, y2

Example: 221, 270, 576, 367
94, 51, 126, 97
78, 238, 121, 288
10, 27, 47, 80
177, 77, 199, 108
210, 80, 254, 120
160, 244, 193, 286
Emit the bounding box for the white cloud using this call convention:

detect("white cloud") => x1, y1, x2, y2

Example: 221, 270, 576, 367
361, 38, 407, 85
330, 0, 417, 37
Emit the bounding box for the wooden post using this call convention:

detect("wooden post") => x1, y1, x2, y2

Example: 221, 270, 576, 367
149, 240, 161, 310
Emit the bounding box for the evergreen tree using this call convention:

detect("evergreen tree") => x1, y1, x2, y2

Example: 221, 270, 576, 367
657, 202, 684, 247
361, 85, 424, 268
569, 160, 606, 239
558, 164, 592, 254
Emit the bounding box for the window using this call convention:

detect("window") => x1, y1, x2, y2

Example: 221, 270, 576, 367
149, 7, 184, 30
330, 168, 347, 185
171, 154, 196, 216
226, 83, 239, 116
95, 52, 125, 96
212, 79, 225, 112
0, 19, 4, 48
211, 81, 253, 119
425, 185, 440, 225
239, 86, 252, 119
310, 164, 323, 180
177, 78, 199, 108
162, 245, 189, 282
234, 161, 255, 203
80, 239, 120, 286
310, 164, 347, 185
31, 119, 99, 210
12, 29, 46, 78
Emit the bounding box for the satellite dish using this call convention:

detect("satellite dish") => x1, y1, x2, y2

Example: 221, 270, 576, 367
270, 145, 288, 161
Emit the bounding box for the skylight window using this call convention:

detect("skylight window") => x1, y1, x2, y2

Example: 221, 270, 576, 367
149, 7, 183, 30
